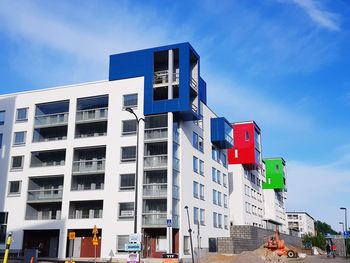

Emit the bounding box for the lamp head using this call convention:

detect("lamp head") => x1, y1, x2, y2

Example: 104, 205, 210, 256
340, 207, 347, 210
125, 107, 134, 114
184, 206, 188, 209
339, 222, 344, 224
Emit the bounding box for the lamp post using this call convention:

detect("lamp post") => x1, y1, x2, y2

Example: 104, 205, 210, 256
340, 207, 348, 258
184, 206, 195, 263
340, 222, 345, 233
126, 107, 144, 234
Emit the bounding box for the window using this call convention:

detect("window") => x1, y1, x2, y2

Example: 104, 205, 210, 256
192, 132, 198, 149
245, 131, 249, 141
223, 173, 227, 187
13, 131, 26, 146
199, 184, 204, 200
8, 181, 21, 195
222, 152, 227, 167
117, 235, 129, 252
199, 160, 204, 176
218, 192, 222, 206
217, 170, 221, 184
198, 136, 204, 152
122, 120, 137, 135
213, 212, 218, 228
234, 149, 238, 158
0, 134, 3, 149
212, 168, 216, 182
193, 181, 199, 198
250, 173, 256, 184
121, 146, 136, 162
193, 156, 198, 173
11, 156, 24, 170
184, 236, 190, 255
276, 164, 279, 171
224, 194, 228, 208
16, 108, 28, 122
193, 207, 199, 224
200, 209, 205, 225
224, 215, 228, 229
213, 190, 217, 205
0, 111, 5, 125
120, 174, 135, 190
244, 185, 250, 196
245, 202, 250, 213
119, 202, 134, 218
218, 214, 222, 228
156, 236, 167, 252
123, 94, 138, 108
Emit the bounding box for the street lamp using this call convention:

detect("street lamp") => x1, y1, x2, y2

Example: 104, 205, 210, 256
184, 206, 195, 263
340, 207, 348, 258
339, 222, 345, 233
126, 107, 144, 234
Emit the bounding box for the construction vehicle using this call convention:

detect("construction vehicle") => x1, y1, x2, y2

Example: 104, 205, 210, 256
264, 230, 298, 258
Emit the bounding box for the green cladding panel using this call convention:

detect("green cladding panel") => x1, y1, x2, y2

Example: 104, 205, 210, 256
262, 158, 286, 190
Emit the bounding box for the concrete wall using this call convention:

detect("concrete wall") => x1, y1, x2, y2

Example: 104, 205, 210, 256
218, 225, 302, 254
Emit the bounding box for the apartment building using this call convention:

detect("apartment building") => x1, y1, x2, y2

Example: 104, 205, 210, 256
287, 212, 315, 237
0, 43, 232, 260
263, 157, 288, 233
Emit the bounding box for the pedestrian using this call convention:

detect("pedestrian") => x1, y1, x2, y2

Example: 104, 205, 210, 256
326, 243, 331, 258
331, 243, 337, 258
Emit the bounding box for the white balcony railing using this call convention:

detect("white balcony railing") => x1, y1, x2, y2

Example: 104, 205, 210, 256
144, 155, 167, 169
27, 189, 63, 202
142, 213, 167, 226
143, 184, 167, 198
153, 70, 179, 86
76, 107, 108, 122
190, 77, 198, 92
72, 159, 105, 174
34, 112, 69, 127
69, 209, 103, 219
144, 127, 168, 141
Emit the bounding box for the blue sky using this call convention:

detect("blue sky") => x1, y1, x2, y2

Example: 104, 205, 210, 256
0, 0, 349, 231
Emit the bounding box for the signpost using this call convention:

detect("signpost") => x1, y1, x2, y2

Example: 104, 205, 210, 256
92, 225, 99, 263
68, 232, 75, 263
127, 233, 141, 263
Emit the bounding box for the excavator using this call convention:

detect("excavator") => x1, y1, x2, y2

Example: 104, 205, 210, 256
264, 230, 298, 258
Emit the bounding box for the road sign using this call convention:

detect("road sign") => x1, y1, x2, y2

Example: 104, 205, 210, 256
127, 253, 139, 263
92, 236, 99, 246
129, 234, 141, 243
344, 231, 349, 238
92, 225, 99, 235
167, 219, 172, 227
125, 243, 142, 251
69, 232, 75, 240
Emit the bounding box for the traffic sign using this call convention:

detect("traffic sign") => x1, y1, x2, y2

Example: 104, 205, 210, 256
344, 231, 349, 238
92, 225, 99, 235
127, 253, 139, 263
129, 234, 141, 243
125, 243, 142, 251
69, 232, 75, 240
92, 236, 99, 246
167, 219, 172, 227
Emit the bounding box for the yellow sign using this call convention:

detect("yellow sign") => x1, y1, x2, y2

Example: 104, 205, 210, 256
92, 236, 99, 246
69, 232, 75, 240
92, 225, 99, 235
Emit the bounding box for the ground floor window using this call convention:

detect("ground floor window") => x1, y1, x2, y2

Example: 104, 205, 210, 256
156, 236, 167, 252
117, 235, 128, 252
184, 236, 190, 255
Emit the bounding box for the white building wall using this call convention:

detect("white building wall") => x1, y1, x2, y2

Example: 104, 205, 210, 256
286, 212, 315, 236
264, 189, 287, 233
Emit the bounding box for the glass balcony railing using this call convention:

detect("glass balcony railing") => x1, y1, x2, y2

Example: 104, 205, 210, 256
25, 210, 61, 220
144, 155, 167, 169
143, 184, 167, 198
142, 213, 167, 226
153, 70, 179, 86
72, 159, 105, 174
144, 128, 168, 141
76, 107, 108, 122
34, 113, 69, 127
69, 209, 103, 219
27, 189, 63, 202
31, 160, 65, 167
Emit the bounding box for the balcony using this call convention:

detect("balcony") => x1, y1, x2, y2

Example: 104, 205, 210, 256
144, 128, 167, 142
72, 159, 105, 174
25, 203, 62, 220
27, 189, 63, 203
76, 107, 108, 123
25, 210, 61, 220
153, 70, 179, 87
190, 77, 198, 93
71, 174, 104, 191
143, 184, 167, 198
144, 155, 167, 169
34, 113, 68, 128
69, 210, 103, 219
30, 150, 66, 168
69, 200, 103, 219
142, 213, 167, 227
33, 126, 68, 142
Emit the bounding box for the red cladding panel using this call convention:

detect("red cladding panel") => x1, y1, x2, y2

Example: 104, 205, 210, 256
228, 123, 257, 167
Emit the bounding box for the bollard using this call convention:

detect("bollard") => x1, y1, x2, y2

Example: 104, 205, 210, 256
2, 232, 12, 263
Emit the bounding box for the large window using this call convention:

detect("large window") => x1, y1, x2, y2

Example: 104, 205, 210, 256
199, 184, 204, 200
8, 181, 21, 195
11, 156, 24, 170
121, 146, 136, 162
193, 156, 198, 173
212, 168, 216, 182
123, 94, 138, 108
200, 209, 205, 225
117, 235, 129, 252
224, 215, 228, 229
218, 214, 222, 228
199, 160, 204, 176
193, 207, 199, 224
224, 194, 228, 208
120, 174, 135, 190
122, 120, 137, 135
223, 173, 227, 187
193, 181, 199, 198
213, 190, 217, 205
217, 170, 221, 184
16, 108, 28, 122
13, 131, 26, 146
213, 212, 218, 228
217, 192, 222, 206
119, 202, 134, 218
192, 132, 198, 149
0, 111, 5, 125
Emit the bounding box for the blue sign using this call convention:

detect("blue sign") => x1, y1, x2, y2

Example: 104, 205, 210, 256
125, 243, 142, 251
343, 231, 349, 238
167, 219, 172, 227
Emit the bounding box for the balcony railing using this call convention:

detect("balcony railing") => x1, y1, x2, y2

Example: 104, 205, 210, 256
27, 189, 63, 202
33, 136, 67, 142
25, 210, 61, 220
31, 160, 65, 167
190, 77, 198, 92
69, 209, 103, 219
76, 107, 108, 122
144, 155, 167, 169
191, 103, 198, 113
144, 128, 168, 141
72, 159, 105, 174
142, 213, 167, 227
153, 70, 179, 86
34, 112, 69, 127
143, 184, 167, 198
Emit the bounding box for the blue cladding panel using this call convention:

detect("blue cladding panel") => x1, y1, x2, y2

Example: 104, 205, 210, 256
211, 117, 234, 149
199, 77, 207, 105
109, 42, 206, 120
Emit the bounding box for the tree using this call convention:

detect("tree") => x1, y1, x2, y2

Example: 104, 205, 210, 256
314, 220, 338, 236
302, 234, 326, 250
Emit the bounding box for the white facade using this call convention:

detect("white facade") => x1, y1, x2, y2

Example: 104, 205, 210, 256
228, 165, 266, 228
263, 189, 288, 233
0, 77, 229, 259
287, 212, 315, 236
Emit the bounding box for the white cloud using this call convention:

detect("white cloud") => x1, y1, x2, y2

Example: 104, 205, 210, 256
292, 0, 340, 31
